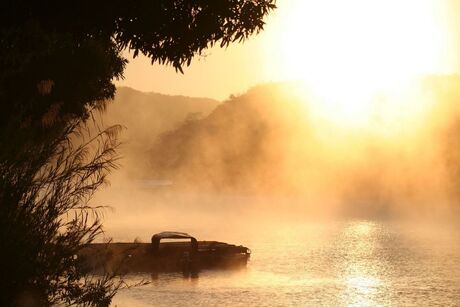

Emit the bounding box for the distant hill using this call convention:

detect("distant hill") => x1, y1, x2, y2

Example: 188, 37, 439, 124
144, 77, 460, 215
147, 82, 313, 192
101, 87, 219, 176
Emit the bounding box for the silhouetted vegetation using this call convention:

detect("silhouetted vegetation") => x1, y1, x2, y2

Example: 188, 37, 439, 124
0, 1, 275, 305
0, 120, 121, 306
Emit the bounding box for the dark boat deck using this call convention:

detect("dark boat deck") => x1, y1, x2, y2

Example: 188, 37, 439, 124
79, 239, 250, 274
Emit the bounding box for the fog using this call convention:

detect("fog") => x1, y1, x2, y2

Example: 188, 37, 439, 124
91, 76, 460, 241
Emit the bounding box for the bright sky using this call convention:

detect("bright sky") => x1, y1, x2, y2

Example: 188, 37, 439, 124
116, 0, 460, 102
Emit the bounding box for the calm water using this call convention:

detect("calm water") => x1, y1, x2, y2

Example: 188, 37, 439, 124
112, 220, 460, 306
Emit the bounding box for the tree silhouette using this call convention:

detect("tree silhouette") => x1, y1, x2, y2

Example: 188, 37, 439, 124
0, 1, 276, 305
1, 0, 275, 131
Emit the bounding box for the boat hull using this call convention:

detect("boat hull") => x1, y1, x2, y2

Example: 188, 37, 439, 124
78, 241, 250, 274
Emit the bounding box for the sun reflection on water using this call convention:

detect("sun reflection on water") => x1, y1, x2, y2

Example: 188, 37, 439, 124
340, 221, 382, 306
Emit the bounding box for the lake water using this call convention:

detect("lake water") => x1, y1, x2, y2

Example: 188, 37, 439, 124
111, 220, 460, 306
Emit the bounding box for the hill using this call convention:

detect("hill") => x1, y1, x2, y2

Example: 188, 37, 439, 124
102, 87, 219, 176
147, 82, 313, 192
144, 78, 460, 216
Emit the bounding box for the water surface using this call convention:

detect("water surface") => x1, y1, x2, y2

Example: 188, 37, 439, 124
113, 220, 460, 306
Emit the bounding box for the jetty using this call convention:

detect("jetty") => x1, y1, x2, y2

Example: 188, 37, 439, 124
78, 232, 251, 275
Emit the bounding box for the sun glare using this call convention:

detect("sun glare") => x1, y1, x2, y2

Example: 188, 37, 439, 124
265, 0, 449, 128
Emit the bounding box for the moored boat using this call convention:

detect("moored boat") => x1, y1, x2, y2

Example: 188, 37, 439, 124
78, 231, 251, 274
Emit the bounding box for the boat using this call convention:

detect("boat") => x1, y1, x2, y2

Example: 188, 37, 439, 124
78, 231, 251, 275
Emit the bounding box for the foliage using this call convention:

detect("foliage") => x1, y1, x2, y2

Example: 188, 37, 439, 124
0, 0, 275, 305
0, 0, 276, 132
0, 119, 122, 306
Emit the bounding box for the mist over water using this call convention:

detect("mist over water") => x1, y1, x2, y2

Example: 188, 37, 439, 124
97, 76, 460, 225
93, 76, 460, 305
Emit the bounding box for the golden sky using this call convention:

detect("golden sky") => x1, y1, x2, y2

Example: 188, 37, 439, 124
116, 0, 460, 101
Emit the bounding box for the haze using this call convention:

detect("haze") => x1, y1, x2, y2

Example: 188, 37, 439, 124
78, 2, 460, 306
101, 0, 460, 236
97, 3, 460, 304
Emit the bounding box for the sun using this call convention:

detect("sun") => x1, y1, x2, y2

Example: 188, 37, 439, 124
264, 0, 449, 129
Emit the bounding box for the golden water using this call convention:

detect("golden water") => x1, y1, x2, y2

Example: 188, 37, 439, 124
112, 220, 460, 306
